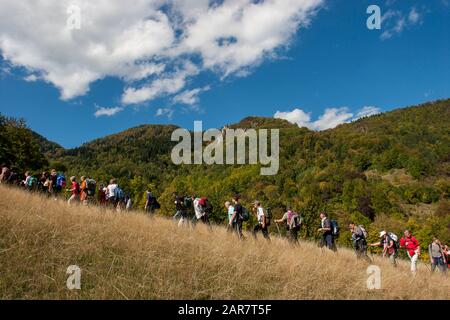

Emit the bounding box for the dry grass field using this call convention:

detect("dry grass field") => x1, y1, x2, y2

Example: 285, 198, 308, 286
0, 185, 449, 300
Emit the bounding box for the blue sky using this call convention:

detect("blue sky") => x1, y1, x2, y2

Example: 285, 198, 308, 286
0, 0, 449, 148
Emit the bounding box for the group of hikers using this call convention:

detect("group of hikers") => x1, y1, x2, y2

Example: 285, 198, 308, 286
1, 165, 449, 275
352, 225, 449, 274
0, 166, 142, 211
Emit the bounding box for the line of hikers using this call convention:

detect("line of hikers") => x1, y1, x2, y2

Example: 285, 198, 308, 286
171, 192, 449, 274
1, 165, 449, 274
0, 167, 144, 211
350, 225, 448, 274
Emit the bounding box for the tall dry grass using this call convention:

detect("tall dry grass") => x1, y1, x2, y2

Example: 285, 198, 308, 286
0, 185, 449, 300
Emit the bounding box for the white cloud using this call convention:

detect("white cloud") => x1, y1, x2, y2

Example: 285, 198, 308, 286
274, 106, 381, 130
94, 106, 123, 117
24, 74, 38, 82
381, 7, 422, 40
274, 108, 311, 128
0, 0, 323, 105
313, 107, 354, 130
155, 107, 174, 119
355, 106, 381, 119
408, 8, 420, 24
172, 86, 210, 106
121, 61, 199, 104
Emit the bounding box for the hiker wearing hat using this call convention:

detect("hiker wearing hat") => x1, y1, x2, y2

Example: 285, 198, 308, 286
399, 230, 421, 274
368, 230, 397, 266
252, 200, 270, 240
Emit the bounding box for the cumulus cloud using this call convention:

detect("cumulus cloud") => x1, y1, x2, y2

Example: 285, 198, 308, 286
274, 106, 381, 130
381, 7, 422, 40
273, 108, 312, 128
121, 61, 199, 105
0, 0, 323, 106
94, 106, 123, 117
313, 108, 354, 130
172, 86, 210, 106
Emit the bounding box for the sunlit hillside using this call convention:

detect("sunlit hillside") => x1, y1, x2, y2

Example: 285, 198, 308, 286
0, 186, 448, 300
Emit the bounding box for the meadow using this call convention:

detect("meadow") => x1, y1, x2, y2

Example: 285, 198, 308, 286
0, 185, 449, 300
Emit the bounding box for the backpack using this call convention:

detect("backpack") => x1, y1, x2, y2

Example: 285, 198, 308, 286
330, 220, 340, 238
388, 232, 398, 242
56, 174, 66, 188
288, 211, 302, 229
264, 207, 272, 227
240, 206, 250, 222
28, 176, 37, 188
184, 196, 193, 208
359, 225, 368, 239
114, 187, 125, 201
203, 198, 213, 213
86, 179, 96, 196
388, 232, 399, 248
153, 199, 161, 209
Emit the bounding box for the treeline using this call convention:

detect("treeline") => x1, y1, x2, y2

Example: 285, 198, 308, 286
1, 99, 449, 258
0, 114, 48, 171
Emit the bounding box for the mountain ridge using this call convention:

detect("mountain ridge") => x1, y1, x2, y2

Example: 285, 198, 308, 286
31, 98, 450, 153
1, 98, 449, 251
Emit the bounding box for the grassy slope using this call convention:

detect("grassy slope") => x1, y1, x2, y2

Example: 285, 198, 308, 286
0, 185, 449, 300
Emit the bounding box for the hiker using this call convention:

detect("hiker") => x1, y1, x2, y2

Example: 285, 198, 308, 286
49, 169, 59, 196
252, 201, 270, 240
54, 172, 66, 196
429, 238, 447, 273
23, 171, 37, 191
399, 230, 421, 274
173, 193, 188, 227
225, 201, 242, 238
444, 245, 450, 270
145, 190, 158, 215
79, 176, 88, 205
85, 176, 97, 203
106, 179, 119, 207
368, 231, 398, 266
225, 201, 236, 233
349, 222, 371, 262
39, 171, 50, 194
197, 197, 212, 225
192, 195, 212, 225
98, 184, 107, 206
275, 207, 302, 243
0, 166, 10, 184
317, 212, 337, 251
6, 171, 19, 185
67, 176, 80, 205
229, 196, 244, 239
191, 195, 204, 224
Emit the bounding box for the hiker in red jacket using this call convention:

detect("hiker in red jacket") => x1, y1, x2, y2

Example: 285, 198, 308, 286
399, 230, 421, 274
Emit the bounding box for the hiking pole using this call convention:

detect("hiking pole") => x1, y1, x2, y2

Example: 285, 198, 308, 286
421, 259, 432, 272
275, 223, 281, 237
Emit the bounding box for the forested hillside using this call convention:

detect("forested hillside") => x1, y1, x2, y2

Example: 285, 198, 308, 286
1, 99, 449, 254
